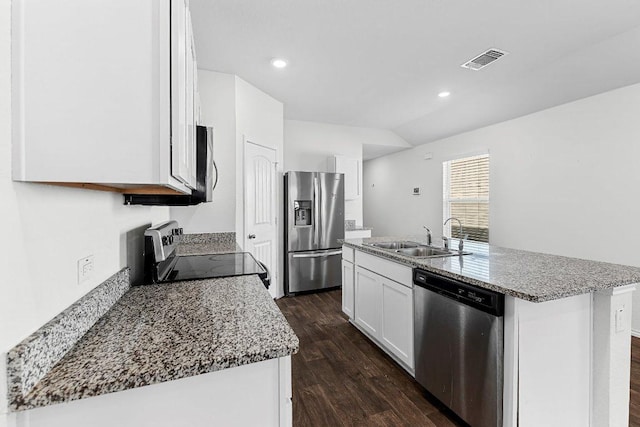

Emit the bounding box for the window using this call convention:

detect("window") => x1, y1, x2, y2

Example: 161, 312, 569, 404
443, 154, 489, 243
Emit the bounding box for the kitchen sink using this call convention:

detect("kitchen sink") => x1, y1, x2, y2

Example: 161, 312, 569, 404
396, 247, 453, 257
366, 241, 420, 250
365, 240, 472, 258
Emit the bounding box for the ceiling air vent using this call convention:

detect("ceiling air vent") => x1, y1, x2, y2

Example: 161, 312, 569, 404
461, 48, 508, 70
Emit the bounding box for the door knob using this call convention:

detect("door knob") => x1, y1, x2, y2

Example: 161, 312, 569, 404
248, 234, 256, 239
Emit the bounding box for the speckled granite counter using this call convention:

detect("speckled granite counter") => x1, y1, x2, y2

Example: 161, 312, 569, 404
177, 232, 240, 255
177, 241, 241, 255
9, 275, 298, 411
345, 226, 373, 231
344, 220, 372, 231
343, 236, 640, 302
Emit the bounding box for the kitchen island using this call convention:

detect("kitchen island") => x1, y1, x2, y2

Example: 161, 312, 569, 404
7, 234, 298, 427
342, 236, 640, 427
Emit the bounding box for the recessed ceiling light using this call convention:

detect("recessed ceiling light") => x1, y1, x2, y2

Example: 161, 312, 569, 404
438, 91, 450, 98
271, 58, 288, 69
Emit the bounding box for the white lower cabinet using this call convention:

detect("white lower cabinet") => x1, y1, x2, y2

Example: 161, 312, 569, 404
353, 256, 414, 372
16, 357, 292, 427
380, 278, 414, 369
354, 266, 382, 337
341, 260, 355, 319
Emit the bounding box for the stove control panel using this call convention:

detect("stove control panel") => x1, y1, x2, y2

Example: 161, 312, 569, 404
144, 220, 184, 262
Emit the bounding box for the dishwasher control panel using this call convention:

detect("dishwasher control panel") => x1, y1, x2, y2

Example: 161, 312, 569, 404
457, 288, 492, 305
413, 269, 504, 316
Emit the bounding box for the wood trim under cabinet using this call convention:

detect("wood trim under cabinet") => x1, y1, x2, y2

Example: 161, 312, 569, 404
39, 182, 186, 195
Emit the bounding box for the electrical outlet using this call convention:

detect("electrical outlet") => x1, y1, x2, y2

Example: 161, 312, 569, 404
615, 306, 625, 333
78, 255, 94, 284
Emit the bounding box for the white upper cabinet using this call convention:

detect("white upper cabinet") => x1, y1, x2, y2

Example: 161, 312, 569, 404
12, 0, 198, 194
171, 0, 198, 189
328, 155, 361, 200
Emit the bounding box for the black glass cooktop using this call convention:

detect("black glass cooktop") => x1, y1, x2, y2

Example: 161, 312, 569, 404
163, 252, 266, 282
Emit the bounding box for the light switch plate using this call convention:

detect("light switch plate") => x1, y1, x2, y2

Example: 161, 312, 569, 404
78, 255, 94, 284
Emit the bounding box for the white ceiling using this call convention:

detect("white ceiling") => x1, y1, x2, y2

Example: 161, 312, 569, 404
190, 0, 640, 147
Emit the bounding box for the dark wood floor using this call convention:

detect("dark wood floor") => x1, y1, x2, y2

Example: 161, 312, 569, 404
277, 289, 640, 427
277, 290, 466, 426
630, 337, 640, 426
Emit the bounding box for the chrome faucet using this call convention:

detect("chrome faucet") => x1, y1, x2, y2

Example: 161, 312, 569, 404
443, 217, 467, 252
422, 226, 432, 246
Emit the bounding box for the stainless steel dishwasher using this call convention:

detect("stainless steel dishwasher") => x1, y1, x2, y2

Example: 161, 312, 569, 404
413, 269, 504, 427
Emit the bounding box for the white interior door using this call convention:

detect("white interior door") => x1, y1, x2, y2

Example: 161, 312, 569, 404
244, 141, 278, 298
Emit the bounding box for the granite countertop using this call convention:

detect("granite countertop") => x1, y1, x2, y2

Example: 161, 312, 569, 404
177, 241, 241, 255
343, 236, 640, 302
177, 232, 240, 255
345, 226, 373, 231
11, 275, 299, 411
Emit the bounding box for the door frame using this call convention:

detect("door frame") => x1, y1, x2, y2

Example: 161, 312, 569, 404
242, 136, 280, 297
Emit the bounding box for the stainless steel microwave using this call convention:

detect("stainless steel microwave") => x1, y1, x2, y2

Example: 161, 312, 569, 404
123, 126, 217, 206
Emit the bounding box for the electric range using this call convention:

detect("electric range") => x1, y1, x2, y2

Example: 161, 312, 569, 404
143, 221, 269, 287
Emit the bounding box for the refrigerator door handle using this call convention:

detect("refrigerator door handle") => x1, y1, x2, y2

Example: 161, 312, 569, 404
313, 175, 320, 246
292, 250, 343, 259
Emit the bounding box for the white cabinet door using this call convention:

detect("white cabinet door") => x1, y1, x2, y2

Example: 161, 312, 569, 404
329, 156, 361, 200
185, 9, 197, 186
352, 252, 414, 372
170, 0, 196, 189
381, 278, 414, 369
342, 260, 355, 319
354, 266, 382, 339
12, 0, 198, 194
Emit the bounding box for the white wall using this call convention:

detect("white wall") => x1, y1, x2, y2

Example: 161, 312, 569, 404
0, 5, 285, 423
169, 71, 285, 297
0, 2, 169, 424
284, 120, 408, 225
170, 70, 236, 233
363, 82, 640, 331
235, 77, 284, 298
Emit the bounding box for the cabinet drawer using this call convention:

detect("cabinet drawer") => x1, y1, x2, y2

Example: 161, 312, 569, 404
356, 251, 412, 287
342, 246, 355, 263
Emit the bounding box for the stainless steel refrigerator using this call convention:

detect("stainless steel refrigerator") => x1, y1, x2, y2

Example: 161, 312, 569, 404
284, 171, 344, 295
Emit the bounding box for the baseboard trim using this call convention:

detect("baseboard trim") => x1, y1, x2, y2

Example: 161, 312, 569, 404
631, 329, 640, 338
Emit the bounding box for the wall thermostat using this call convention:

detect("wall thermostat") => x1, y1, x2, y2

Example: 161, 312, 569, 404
413, 187, 420, 195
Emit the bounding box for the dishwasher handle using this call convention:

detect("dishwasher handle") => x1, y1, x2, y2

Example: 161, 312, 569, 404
413, 269, 504, 316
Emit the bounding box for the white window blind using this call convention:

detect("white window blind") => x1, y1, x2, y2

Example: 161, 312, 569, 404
443, 154, 490, 243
